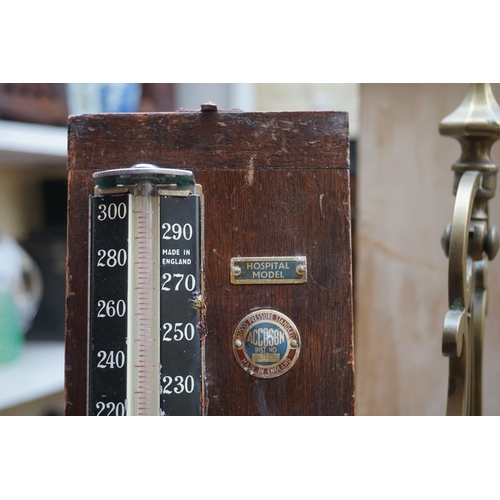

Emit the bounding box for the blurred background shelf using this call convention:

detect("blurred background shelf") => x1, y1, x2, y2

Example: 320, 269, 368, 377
0, 119, 67, 416
0, 341, 64, 415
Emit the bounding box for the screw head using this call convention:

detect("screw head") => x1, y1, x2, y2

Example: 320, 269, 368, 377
201, 102, 218, 112
296, 264, 306, 274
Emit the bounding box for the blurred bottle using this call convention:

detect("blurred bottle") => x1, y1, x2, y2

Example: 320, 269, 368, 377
66, 83, 142, 114
0, 234, 43, 363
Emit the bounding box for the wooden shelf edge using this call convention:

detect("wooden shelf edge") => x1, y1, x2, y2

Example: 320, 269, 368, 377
0, 341, 65, 411
0, 120, 67, 168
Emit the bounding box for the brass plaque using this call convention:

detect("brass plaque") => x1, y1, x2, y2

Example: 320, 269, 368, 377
232, 309, 301, 379
230, 256, 307, 284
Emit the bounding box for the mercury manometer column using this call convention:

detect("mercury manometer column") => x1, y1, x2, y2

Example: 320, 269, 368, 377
88, 164, 203, 416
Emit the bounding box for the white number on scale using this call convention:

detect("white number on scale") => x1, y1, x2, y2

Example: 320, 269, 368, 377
96, 401, 126, 416
161, 273, 196, 292
162, 322, 195, 342
97, 300, 127, 318
97, 202, 127, 221
162, 375, 195, 395
162, 223, 193, 240
97, 249, 127, 267
97, 350, 125, 369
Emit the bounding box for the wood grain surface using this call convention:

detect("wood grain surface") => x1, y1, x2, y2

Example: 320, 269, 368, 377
65, 110, 354, 416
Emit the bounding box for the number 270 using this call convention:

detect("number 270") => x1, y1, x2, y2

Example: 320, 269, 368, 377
162, 273, 196, 291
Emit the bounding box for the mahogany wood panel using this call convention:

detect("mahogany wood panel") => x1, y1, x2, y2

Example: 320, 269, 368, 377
65, 110, 354, 415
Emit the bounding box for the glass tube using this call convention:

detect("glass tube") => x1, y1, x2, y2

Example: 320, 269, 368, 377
127, 179, 160, 416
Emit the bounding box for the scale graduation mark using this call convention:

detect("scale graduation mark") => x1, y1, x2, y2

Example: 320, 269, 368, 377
88, 164, 203, 416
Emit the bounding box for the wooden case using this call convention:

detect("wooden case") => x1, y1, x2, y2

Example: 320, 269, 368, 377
65, 109, 354, 415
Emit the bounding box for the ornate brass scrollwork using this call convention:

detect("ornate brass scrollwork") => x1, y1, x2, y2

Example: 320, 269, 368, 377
440, 83, 500, 415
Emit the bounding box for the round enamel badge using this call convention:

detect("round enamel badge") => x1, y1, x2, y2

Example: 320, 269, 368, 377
232, 309, 301, 379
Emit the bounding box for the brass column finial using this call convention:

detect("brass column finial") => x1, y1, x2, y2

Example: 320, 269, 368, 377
440, 84, 500, 415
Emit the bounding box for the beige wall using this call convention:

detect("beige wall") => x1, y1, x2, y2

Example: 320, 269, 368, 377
356, 83, 500, 415
256, 83, 359, 138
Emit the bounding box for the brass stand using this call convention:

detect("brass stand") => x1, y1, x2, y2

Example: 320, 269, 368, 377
440, 84, 500, 415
